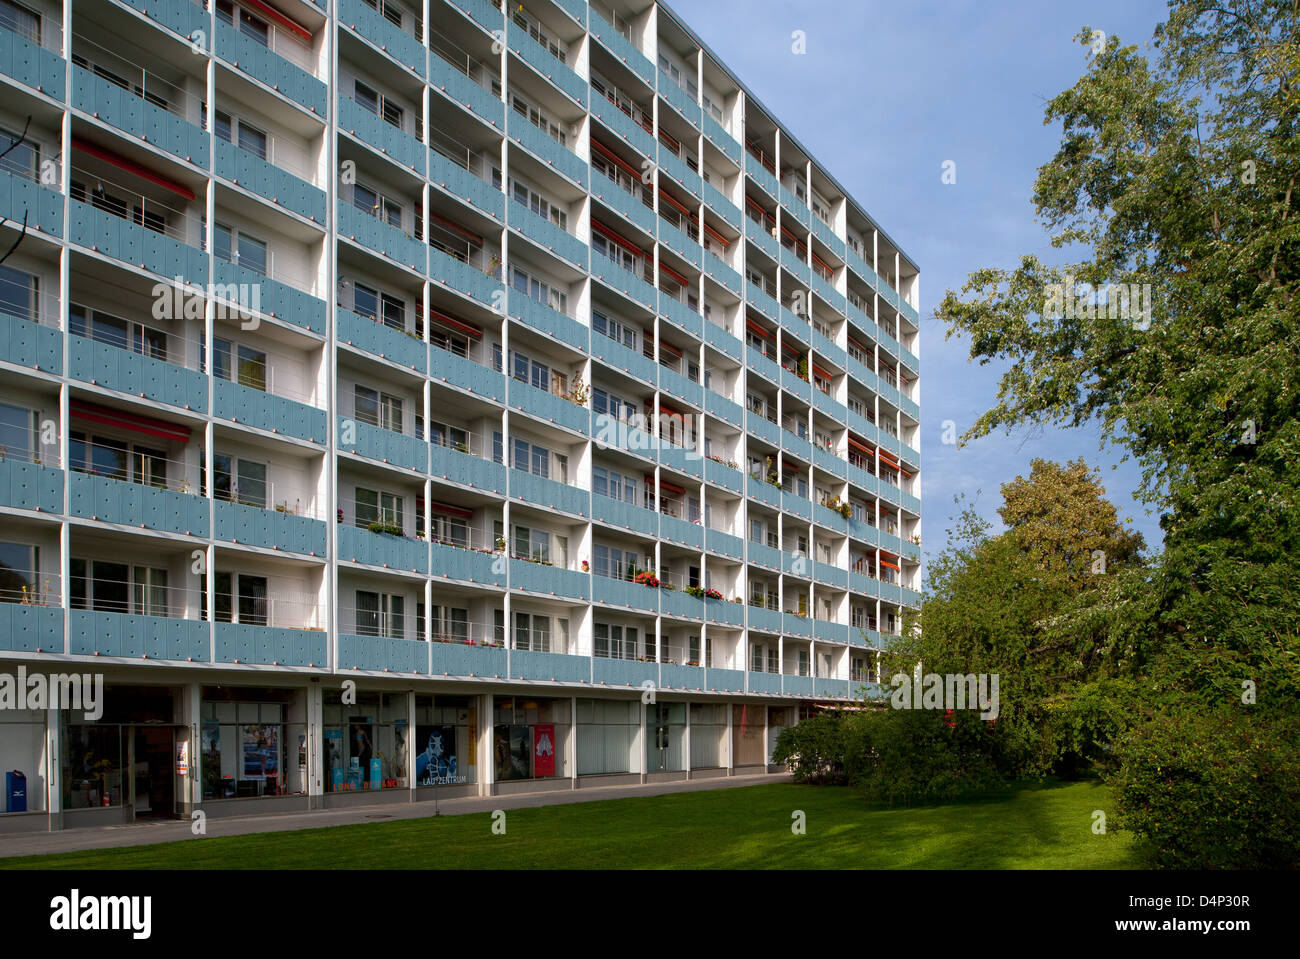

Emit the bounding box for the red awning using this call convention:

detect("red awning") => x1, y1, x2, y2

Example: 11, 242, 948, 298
71, 399, 191, 443
591, 220, 645, 258
425, 306, 481, 339
745, 318, 772, 338
702, 222, 731, 248
880, 559, 900, 571
591, 138, 645, 179
658, 261, 690, 288
241, 0, 312, 43
812, 363, 834, 380
428, 210, 482, 247
72, 137, 195, 201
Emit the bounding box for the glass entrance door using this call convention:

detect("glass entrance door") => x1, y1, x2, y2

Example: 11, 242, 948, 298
131, 725, 178, 819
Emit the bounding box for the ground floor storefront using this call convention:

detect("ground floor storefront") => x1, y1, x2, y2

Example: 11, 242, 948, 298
0, 668, 819, 833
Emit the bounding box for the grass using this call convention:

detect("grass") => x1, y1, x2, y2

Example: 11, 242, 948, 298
2, 779, 1137, 870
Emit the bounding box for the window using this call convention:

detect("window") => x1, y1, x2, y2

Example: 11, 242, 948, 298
592, 387, 637, 425
214, 110, 267, 160
0, 401, 34, 464
356, 591, 405, 639
593, 310, 639, 352
217, 0, 270, 46
513, 612, 552, 652
354, 79, 405, 133
594, 623, 636, 660
510, 438, 553, 479
509, 266, 568, 315
593, 543, 645, 581
512, 525, 552, 563
0, 541, 38, 603
213, 223, 268, 275
354, 384, 403, 432
429, 506, 468, 546
512, 7, 567, 62
0, 123, 37, 180
0, 264, 37, 323
352, 181, 403, 228
211, 337, 268, 391
0, 0, 40, 44
592, 231, 639, 274
207, 453, 266, 508
70, 304, 167, 360
429, 605, 469, 642
509, 177, 568, 230
510, 91, 566, 146
592, 465, 640, 505
355, 487, 404, 531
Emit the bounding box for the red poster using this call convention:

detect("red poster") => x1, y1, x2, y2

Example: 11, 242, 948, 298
533, 724, 556, 777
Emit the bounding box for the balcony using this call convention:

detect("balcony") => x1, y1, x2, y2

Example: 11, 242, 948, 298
813, 445, 847, 479
659, 440, 703, 480
660, 514, 703, 550
509, 469, 588, 517
659, 220, 701, 269
660, 662, 703, 690
213, 257, 325, 335
747, 671, 781, 694
659, 150, 701, 198
338, 522, 428, 573
781, 367, 811, 404
748, 605, 782, 633
429, 148, 504, 220
846, 247, 879, 290
510, 200, 587, 268
746, 158, 779, 200
591, 333, 657, 384
782, 428, 812, 463
813, 271, 842, 309
592, 492, 656, 536
509, 118, 587, 187
508, 21, 585, 103
213, 21, 326, 116
69, 199, 208, 283
338, 202, 425, 271
660, 588, 704, 621
659, 367, 702, 408
703, 456, 741, 492
447, 0, 504, 33
68, 333, 207, 412
590, 95, 655, 157
745, 409, 779, 445
428, 441, 504, 495
704, 320, 742, 361
429, 346, 504, 402
430, 640, 509, 678
430, 540, 505, 586
214, 499, 326, 556
745, 474, 779, 509
811, 216, 842, 255
658, 72, 700, 126
67, 471, 208, 535
341, 0, 425, 75
710, 601, 744, 628
0, 310, 61, 373
592, 656, 657, 687
0, 167, 63, 238
214, 138, 325, 223
779, 245, 810, 285
848, 517, 880, 547
705, 527, 742, 559
746, 284, 779, 321
338, 309, 426, 372
703, 388, 742, 427
70, 610, 209, 662
0, 23, 65, 99
589, 9, 653, 83
813, 389, 846, 422
510, 558, 591, 601
812, 329, 845, 369
703, 114, 739, 164
592, 177, 656, 235
340, 416, 426, 473
814, 502, 848, 534
339, 96, 424, 172
510, 380, 589, 435
429, 55, 504, 129
592, 575, 658, 613
783, 612, 813, 639
509, 648, 590, 683
703, 183, 741, 230
590, 254, 657, 310
338, 634, 428, 674
749, 541, 780, 571
214, 622, 327, 667
428, 246, 504, 307
782, 490, 812, 521
0, 458, 63, 513
0, 604, 62, 653
815, 677, 851, 700
213, 378, 326, 444
814, 561, 849, 590
779, 184, 809, 226
72, 65, 207, 167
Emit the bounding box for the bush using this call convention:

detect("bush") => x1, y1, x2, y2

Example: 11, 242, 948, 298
850, 707, 1006, 805
1108, 706, 1300, 869
771, 710, 852, 784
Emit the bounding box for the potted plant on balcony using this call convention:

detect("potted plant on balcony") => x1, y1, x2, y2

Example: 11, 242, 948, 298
581, 559, 590, 572
367, 520, 403, 537
797, 353, 809, 382
703, 587, 723, 601
634, 570, 661, 589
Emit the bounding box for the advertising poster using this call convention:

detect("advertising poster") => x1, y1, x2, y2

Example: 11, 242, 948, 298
533, 724, 555, 777
494, 725, 532, 781
242, 724, 278, 779
467, 707, 477, 766
175, 739, 189, 776
414, 725, 463, 785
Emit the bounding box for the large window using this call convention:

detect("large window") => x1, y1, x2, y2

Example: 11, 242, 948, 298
494, 696, 568, 781
509, 437, 556, 479
323, 691, 408, 793
0, 541, 38, 604
414, 694, 477, 786
207, 452, 267, 508
355, 487, 404, 532
211, 572, 268, 625
592, 465, 641, 504
509, 264, 568, 314
70, 304, 167, 360
513, 611, 552, 652
214, 110, 267, 160
593, 622, 637, 660
214, 223, 268, 276
216, 0, 270, 45
211, 337, 268, 391
576, 698, 637, 775
354, 79, 404, 132
201, 690, 307, 800
356, 590, 405, 639
70, 432, 168, 489
592, 309, 638, 351
354, 384, 403, 432
70, 560, 168, 617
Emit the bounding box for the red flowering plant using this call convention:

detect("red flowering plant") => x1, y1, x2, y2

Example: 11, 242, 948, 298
634, 570, 661, 588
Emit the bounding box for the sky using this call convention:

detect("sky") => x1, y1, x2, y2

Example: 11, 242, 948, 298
669, 0, 1173, 574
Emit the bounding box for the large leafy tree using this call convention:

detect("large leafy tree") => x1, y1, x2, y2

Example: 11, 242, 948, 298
935, 2, 1300, 704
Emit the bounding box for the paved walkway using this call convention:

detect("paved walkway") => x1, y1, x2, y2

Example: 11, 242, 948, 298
0, 772, 791, 860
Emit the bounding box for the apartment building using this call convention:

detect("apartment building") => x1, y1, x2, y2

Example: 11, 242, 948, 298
0, 0, 921, 831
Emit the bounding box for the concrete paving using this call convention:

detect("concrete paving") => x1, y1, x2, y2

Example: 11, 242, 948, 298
0, 772, 791, 860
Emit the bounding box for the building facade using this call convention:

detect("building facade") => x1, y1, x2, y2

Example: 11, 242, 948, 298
0, 0, 921, 831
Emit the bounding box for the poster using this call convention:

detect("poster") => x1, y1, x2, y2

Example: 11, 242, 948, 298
533, 724, 555, 777
175, 739, 189, 776
494, 725, 532, 781
324, 728, 343, 792
242, 724, 278, 779
414, 725, 464, 785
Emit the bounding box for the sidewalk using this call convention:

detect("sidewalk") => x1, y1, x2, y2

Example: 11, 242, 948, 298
0, 772, 791, 861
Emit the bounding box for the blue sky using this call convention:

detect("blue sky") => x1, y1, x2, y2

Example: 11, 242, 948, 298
671, 0, 1172, 572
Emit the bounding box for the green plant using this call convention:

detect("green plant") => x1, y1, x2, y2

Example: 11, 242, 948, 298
367, 521, 403, 537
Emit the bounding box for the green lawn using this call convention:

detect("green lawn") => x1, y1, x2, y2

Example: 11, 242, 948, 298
3, 779, 1136, 869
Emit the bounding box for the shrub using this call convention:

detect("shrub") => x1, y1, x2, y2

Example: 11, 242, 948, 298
850, 707, 1006, 805
771, 710, 852, 784
1108, 706, 1300, 869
